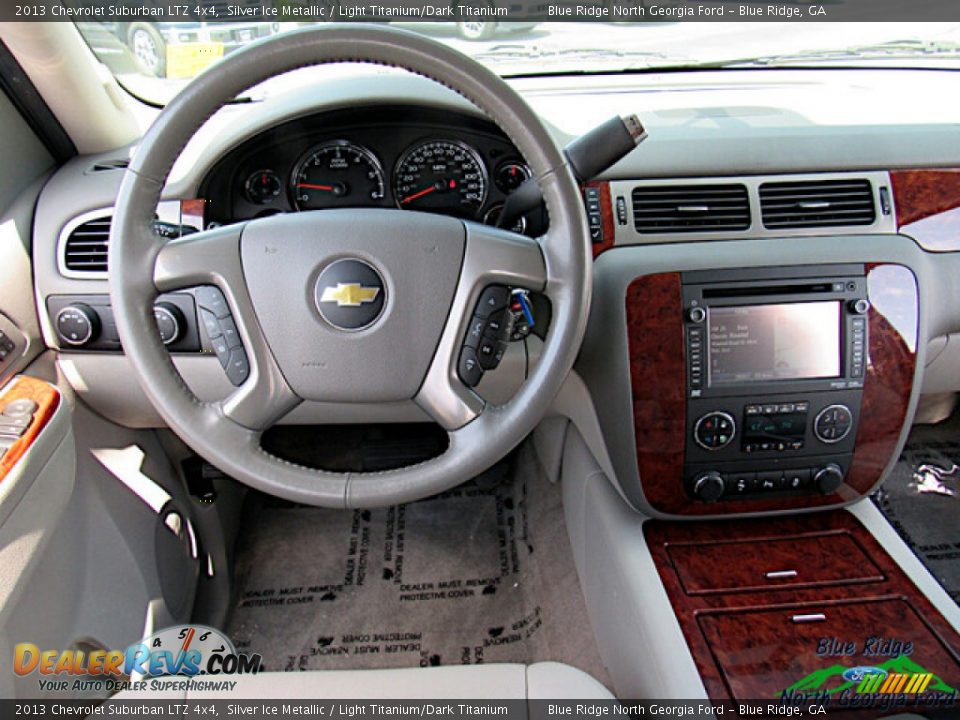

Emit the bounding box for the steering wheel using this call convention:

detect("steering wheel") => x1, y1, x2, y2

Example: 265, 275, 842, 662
109, 25, 591, 508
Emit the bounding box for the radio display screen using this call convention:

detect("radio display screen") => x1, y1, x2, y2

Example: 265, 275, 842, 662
708, 301, 841, 385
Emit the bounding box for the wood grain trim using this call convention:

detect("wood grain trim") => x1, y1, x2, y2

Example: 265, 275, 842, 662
0, 376, 60, 483
644, 512, 960, 701
892, 170, 960, 252
628, 265, 918, 515
584, 181, 615, 257
847, 263, 918, 495
625, 273, 686, 511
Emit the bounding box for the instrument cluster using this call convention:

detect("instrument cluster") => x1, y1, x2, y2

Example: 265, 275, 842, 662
200, 105, 540, 235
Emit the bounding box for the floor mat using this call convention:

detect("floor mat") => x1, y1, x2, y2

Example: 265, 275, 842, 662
226, 445, 612, 688
873, 414, 960, 603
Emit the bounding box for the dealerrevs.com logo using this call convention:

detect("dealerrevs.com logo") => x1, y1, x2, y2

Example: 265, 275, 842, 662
14, 625, 261, 693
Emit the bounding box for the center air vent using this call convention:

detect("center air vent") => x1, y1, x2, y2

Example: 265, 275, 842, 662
631, 184, 750, 234
760, 179, 875, 229
63, 216, 111, 273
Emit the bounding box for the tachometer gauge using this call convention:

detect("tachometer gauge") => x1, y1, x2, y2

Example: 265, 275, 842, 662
244, 169, 282, 204
393, 139, 488, 218
291, 141, 386, 211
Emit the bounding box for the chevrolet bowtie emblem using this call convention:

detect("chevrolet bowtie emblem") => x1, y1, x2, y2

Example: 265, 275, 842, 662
320, 283, 381, 307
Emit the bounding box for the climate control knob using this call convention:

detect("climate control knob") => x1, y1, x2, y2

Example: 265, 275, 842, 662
814, 463, 845, 495
154, 302, 185, 346
814, 404, 853, 443
55, 303, 100, 347
694, 411, 736, 450
693, 471, 725, 503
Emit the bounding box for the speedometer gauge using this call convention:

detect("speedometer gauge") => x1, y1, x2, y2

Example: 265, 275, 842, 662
291, 141, 386, 211
393, 139, 488, 218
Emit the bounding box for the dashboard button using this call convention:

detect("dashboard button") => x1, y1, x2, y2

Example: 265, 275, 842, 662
693, 411, 736, 451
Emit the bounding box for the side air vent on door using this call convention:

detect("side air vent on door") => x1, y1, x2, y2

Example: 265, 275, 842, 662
631, 184, 751, 234
63, 216, 111, 273
759, 179, 876, 229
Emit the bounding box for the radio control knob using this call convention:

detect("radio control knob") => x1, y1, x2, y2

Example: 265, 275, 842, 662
688, 306, 707, 323
55, 303, 100, 347
693, 471, 725, 503
848, 299, 870, 315
154, 302, 185, 346
814, 463, 845, 495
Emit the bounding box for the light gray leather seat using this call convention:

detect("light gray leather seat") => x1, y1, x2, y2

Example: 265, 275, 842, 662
112, 662, 613, 700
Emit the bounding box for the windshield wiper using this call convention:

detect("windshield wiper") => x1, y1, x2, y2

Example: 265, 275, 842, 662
718, 40, 960, 67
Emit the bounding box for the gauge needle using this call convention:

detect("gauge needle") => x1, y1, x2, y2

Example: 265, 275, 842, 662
298, 183, 334, 191
401, 186, 437, 204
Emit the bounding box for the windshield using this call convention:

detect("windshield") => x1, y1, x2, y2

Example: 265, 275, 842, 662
75, 21, 960, 105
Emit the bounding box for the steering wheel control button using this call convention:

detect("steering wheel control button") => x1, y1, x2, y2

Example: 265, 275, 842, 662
314, 258, 385, 331
693, 411, 736, 450
55, 303, 100, 347
211, 336, 232, 367
814, 404, 853, 443
218, 316, 243, 349
195, 286, 231, 319
225, 348, 250, 386
475, 286, 511, 319
458, 346, 483, 387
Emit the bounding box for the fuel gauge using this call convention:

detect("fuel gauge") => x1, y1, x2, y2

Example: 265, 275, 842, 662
244, 169, 282, 204
494, 162, 531, 194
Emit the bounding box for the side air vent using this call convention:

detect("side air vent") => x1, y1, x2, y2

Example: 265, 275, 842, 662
89, 158, 130, 172
631, 184, 750, 234
63, 216, 111, 273
760, 179, 875, 229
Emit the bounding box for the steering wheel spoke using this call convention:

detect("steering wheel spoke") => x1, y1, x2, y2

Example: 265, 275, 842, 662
414, 222, 547, 431
153, 223, 301, 431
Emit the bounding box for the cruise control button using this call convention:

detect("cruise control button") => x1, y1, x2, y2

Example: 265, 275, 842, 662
224, 348, 250, 386
219, 316, 242, 349
211, 336, 231, 367
458, 347, 483, 387
199, 308, 222, 339
195, 287, 231, 318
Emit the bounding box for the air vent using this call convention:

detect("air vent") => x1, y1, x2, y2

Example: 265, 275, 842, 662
760, 179, 875, 229
89, 159, 129, 172
631, 184, 750, 234
63, 216, 111, 273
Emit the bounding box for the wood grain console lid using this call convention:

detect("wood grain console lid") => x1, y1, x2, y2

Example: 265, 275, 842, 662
0, 376, 60, 483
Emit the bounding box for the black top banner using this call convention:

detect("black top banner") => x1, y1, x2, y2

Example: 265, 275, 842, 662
7, 0, 960, 22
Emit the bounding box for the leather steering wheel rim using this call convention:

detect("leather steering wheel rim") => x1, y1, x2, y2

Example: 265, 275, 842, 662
109, 25, 591, 509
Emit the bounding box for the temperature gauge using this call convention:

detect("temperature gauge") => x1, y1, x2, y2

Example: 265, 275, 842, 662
244, 170, 282, 205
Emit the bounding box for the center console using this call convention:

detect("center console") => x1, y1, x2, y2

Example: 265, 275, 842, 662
681, 266, 869, 503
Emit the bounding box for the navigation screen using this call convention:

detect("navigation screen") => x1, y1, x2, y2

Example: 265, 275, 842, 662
708, 301, 841, 385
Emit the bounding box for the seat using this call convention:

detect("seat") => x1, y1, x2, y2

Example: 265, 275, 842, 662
112, 662, 613, 700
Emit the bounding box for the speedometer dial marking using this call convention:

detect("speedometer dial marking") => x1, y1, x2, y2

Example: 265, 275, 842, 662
393, 139, 488, 218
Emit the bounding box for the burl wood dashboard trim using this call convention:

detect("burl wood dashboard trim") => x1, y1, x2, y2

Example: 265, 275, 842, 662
891, 169, 960, 252
584, 180, 615, 257
645, 512, 960, 701
0, 376, 60, 483
626, 265, 918, 515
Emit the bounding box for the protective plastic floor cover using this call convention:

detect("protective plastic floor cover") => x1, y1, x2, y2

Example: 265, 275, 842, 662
226, 446, 611, 688
873, 414, 960, 604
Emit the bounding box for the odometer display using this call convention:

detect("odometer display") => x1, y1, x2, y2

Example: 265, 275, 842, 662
291, 141, 386, 211
393, 139, 488, 218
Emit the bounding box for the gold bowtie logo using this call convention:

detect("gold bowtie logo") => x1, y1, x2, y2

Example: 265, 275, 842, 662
320, 283, 380, 307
